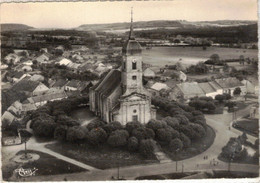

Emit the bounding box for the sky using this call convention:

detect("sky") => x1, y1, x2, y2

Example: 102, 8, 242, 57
0, 0, 258, 29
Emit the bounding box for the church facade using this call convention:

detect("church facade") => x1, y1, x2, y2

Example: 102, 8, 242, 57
89, 15, 156, 125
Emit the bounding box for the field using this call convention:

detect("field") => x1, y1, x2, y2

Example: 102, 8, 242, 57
142, 47, 258, 69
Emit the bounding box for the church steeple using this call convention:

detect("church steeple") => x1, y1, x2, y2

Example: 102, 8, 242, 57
129, 7, 135, 40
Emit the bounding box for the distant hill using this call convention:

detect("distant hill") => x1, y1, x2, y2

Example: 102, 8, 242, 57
77, 20, 184, 31
77, 20, 257, 32
1, 23, 33, 32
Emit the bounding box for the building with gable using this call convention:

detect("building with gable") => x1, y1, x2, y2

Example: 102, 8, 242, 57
89, 12, 156, 125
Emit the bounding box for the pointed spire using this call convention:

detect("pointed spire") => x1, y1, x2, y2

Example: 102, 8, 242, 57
129, 7, 135, 40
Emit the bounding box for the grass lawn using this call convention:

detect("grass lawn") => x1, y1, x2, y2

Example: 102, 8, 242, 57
2, 150, 86, 181
233, 118, 259, 137
45, 142, 159, 170
161, 125, 215, 161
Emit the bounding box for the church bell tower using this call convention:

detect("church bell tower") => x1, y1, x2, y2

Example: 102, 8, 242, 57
121, 8, 143, 95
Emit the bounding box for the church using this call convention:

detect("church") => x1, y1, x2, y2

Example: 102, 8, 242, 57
89, 11, 156, 125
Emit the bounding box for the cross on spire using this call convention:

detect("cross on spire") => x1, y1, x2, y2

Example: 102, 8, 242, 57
129, 7, 135, 40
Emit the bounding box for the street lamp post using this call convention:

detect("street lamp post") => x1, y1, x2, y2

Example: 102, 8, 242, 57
175, 148, 180, 171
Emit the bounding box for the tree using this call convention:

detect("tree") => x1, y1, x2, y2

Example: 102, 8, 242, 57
210, 54, 220, 62
156, 128, 173, 143
54, 125, 68, 141
32, 117, 57, 137
162, 117, 180, 130
125, 121, 143, 134
103, 121, 123, 134
139, 139, 156, 158
191, 123, 206, 139
87, 127, 107, 145
215, 94, 226, 103
128, 136, 139, 151
86, 120, 105, 131
66, 126, 86, 142
179, 133, 191, 148
132, 127, 155, 141
233, 87, 242, 96
146, 119, 166, 132
107, 129, 129, 147
169, 138, 183, 152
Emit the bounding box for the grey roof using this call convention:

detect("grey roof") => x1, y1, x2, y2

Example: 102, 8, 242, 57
215, 77, 244, 89
198, 82, 217, 94
177, 82, 205, 96
52, 79, 68, 87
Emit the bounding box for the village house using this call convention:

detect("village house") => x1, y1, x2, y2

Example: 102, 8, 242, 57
198, 82, 222, 98
58, 58, 72, 66
12, 71, 30, 83
36, 53, 50, 63
143, 68, 156, 78
241, 79, 258, 94
50, 78, 68, 90
169, 82, 205, 102
214, 77, 246, 96
1, 64, 8, 70
29, 74, 45, 82
23, 92, 68, 107
4, 53, 21, 65
23, 60, 33, 66
6, 101, 23, 116
65, 80, 81, 91
1, 111, 15, 126
12, 79, 49, 96
148, 82, 171, 97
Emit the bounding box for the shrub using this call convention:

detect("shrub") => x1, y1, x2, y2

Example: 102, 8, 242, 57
107, 129, 129, 147
223, 93, 231, 100
127, 136, 139, 151
87, 127, 107, 145
162, 117, 180, 130
169, 138, 183, 152
125, 121, 143, 134
192, 110, 203, 116
54, 125, 68, 141
56, 115, 80, 127
175, 114, 189, 125
32, 118, 57, 137
178, 124, 196, 140
156, 128, 173, 143
103, 121, 123, 134
66, 126, 86, 142
190, 123, 206, 139
139, 139, 156, 158
132, 127, 155, 141
146, 119, 167, 132
179, 132, 191, 148
215, 94, 226, 103
233, 87, 242, 95
86, 119, 105, 131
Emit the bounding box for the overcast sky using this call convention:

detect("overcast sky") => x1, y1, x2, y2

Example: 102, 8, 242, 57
0, 0, 257, 29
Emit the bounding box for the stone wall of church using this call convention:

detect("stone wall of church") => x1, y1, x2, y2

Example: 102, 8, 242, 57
117, 98, 152, 125
122, 55, 143, 95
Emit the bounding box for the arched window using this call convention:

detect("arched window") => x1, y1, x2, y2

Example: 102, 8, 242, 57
132, 60, 137, 70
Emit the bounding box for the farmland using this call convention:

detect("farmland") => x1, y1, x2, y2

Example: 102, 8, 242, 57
142, 46, 258, 69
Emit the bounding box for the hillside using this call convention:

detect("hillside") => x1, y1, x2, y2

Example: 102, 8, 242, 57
1, 23, 33, 32
77, 20, 257, 32
77, 20, 184, 31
